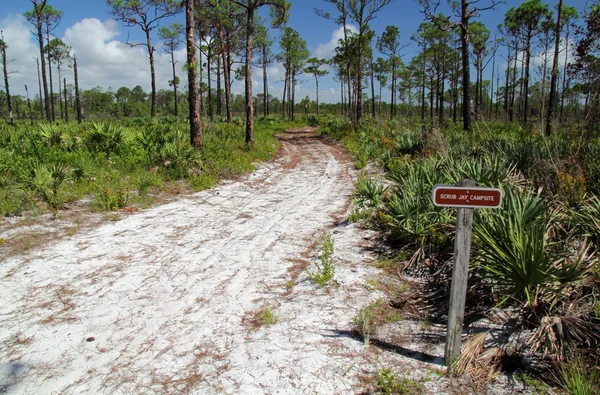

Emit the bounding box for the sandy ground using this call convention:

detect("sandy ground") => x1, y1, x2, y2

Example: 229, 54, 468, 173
0, 128, 519, 394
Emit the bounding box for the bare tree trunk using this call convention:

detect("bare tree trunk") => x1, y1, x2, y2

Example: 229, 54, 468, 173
198, 44, 204, 116
145, 30, 157, 117
57, 66, 63, 121
489, 36, 496, 120
219, 26, 232, 123
262, 47, 268, 116
243, 5, 255, 144
282, 70, 287, 118
45, 29, 55, 122
523, 33, 532, 125
74, 54, 82, 124
1, 41, 12, 124
186, 0, 201, 146
216, 55, 222, 116
291, 72, 296, 121
171, 50, 178, 116
370, 57, 375, 118
25, 85, 33, 125
316, 77, 320, 117
63, 77, 68, 122
560, 25, 570, 123
421, 53, 426, 121
390, 59, 396, 120
35, 14, 50, 120
340, 78, 344, 116
36, 57, 43, 119
546, 0, 563, 136
208, 46, 213, 121
460, 0, 472, 132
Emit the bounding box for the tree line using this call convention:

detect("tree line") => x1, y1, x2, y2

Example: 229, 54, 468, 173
1, 1, 600, 143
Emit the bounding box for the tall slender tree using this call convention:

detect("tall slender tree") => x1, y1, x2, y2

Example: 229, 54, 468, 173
159, 22, 184, 116
504, 0, 552, 125
47, 38, 71, 121
559, 5, 578, 122
41, 5, 62, 122
420, 0, 502, 132
546, 0, 563, 135
24, 0, 50, 121
276, 27, 309, 121
317, 0, 392, 122
185, 0, 201, 147
373, 57, 389, 117
73, 54, 82, 123
470, 22, 490, 120
304, 58, 328, 116
107, 0, 181, 118
254, 22, 273, 117
231, 0, 288, 145
378, 25, 405, 120
0, 33, 13, 124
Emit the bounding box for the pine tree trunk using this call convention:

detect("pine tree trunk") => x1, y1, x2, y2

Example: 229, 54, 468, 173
186, 0, 201, 146
545, 0, 563, 136
390, 60, 396, 120
244, 5, 255, 144
63, 77, 68, 122
144, 29, 157, 117
208, 48, 213, 121
1, 42, 12, 124
57, 66, 63, 121
171, 51, 178, 116
46, 29, 55, 122
36, 57, 43, 119
198, 43, 204, 116
262, 47, 268, 116
460, 0, 472, 132
560, 26, 570, 123
523, 33, 532, 125
217, 55, 222, 116
74, 55, 82, 124
316, 77, 320, 117
36, 14, 50, 121
370, 56, 375, 118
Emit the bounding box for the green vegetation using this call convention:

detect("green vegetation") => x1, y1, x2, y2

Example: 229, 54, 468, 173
0, 117, 298, 216
258, 306, 277, 327
376, 368, 425, 395
321, 117, 600, 383
556, 353, 600, 395
307, 232, 335, 287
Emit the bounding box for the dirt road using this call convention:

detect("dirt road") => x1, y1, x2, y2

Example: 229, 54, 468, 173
0, 128, 397, 394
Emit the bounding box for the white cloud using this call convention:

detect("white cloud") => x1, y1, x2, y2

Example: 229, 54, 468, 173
314, 25, 358, 59
0, 15, 341, 104
1, 15, 196, 97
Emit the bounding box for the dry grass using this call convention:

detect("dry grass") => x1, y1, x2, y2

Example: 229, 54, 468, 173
450, 331, 504, 387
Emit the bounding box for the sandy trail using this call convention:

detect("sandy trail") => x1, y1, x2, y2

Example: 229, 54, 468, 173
0, 128, 400, 394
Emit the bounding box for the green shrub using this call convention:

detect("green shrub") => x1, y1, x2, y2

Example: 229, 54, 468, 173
19, 162, 68, 213
376, 368, 425, 395
308, 232, 335, 286
133, 172, 163, 195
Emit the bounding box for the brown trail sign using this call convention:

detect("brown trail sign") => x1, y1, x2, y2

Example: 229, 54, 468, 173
432, 180, 502, 365
433, 185, 502, 208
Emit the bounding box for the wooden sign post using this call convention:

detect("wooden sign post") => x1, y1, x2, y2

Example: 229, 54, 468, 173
432, 180, 502, 365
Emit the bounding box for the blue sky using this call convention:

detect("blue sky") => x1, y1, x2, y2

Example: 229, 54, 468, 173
0, 0, 593, 103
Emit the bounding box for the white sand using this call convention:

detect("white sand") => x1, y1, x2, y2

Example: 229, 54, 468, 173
0, 129, 516, 394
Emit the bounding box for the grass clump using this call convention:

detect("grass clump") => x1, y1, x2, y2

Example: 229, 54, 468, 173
353, 299, 402, 346
376, 368, 425, 395
307, 232, 335, 286
555, 353, 599, 395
